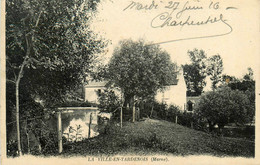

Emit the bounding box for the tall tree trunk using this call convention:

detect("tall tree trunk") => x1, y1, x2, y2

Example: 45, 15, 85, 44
14, 11, 41, 156
15, 37, 30, 156
15, 56, 29, 156
15, 83, 22, 155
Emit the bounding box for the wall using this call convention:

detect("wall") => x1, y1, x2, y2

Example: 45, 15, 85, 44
155, 70, 187, 110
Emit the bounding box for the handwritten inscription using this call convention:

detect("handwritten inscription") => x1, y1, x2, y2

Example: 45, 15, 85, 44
171, 1, 203, 19
123, 1, 158, 11
123, 0, 236, 44
151, 13, 228, 28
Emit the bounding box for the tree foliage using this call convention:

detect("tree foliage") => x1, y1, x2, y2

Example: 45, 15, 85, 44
183, 49, 207, 96
207, 55, 223, 90
222, 68, 255, 93
221, 68, 255, 123
98, 88, 122, 113
6, 0, 105, 104
6, 0, 105, 155
195, 86, 252, 131
107, 39, 178, 101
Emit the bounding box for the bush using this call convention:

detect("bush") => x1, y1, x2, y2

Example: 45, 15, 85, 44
166, 105, 181, 122
98, 88, 122, 113
178, 112, 193, 127
7, 140, 18, 157
194, 86, 252, 132
150, 102, 184, 123
152, 102, 168, 119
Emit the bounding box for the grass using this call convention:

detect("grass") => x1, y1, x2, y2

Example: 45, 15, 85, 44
61, 118, 254, 157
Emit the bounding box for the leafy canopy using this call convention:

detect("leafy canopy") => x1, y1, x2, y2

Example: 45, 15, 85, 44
207, 55, 223, 90
107, 39, 178, 99
221, 68, 255, 122
6, 0, 106, 155
183, 49, 207, 96
6, 0, 106, 105
195, 86, 252, 127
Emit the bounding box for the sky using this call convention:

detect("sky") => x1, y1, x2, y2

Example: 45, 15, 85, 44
91, 0, 259, 82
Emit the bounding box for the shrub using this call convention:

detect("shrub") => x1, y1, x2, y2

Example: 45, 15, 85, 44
166, 105, 181, 122
194, 86, 252, 132
152, 102, 168, 119
98, 88, 122, 113
178, 112, 193, 127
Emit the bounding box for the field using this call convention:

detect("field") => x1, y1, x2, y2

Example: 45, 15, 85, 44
61, 118, 254, 157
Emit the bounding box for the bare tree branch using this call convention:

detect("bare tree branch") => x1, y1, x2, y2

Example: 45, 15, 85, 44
35, 10, 43, 27
6, 79, 16, 84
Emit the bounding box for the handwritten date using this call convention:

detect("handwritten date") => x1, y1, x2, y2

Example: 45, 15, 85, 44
123, 0, 235, 44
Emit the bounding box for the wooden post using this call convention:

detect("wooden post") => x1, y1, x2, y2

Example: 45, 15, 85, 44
150, 105, 154, 118
132, 97, 135, 122
136, 107, 139, 121
191, 113, 193, 129
88, 113, 92, 138
175, 115, 178, 124
120, 107, 123, 128
57, 111, 62, 153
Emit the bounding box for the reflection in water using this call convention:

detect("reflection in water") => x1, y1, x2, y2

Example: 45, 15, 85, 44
62, 110, 99, 142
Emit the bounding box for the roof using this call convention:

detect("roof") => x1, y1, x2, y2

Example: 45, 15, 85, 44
84, 81, 107, 88
186, 96, 200, 103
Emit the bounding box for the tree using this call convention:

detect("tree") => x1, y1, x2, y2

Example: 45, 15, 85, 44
6, 0, 105, 155
106, 39, 178, 122
183, 49, 207, 96
243, 67, 254, 81
207, 55, 223, 90
221, 74, 238, 85
222, 69, 255, 92
221, 68, 255, 123
195, 86, 251, 132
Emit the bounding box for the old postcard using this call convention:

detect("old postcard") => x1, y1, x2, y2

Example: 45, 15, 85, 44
1, 0, 260, 164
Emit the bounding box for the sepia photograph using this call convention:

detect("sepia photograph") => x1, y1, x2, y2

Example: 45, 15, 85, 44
1, 0, 259, 164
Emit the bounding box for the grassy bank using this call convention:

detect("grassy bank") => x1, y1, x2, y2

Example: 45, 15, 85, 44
61, 118, 254, 157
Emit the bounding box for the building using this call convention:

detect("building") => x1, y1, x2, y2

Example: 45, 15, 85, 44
84, 68, 190, 111
155, 68, 187, 110
84, 81, 107, 103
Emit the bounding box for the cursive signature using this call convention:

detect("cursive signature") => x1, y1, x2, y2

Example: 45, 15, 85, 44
122, 0, 235, 45
149, 13, 233, 45
151, 13, 230, 28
